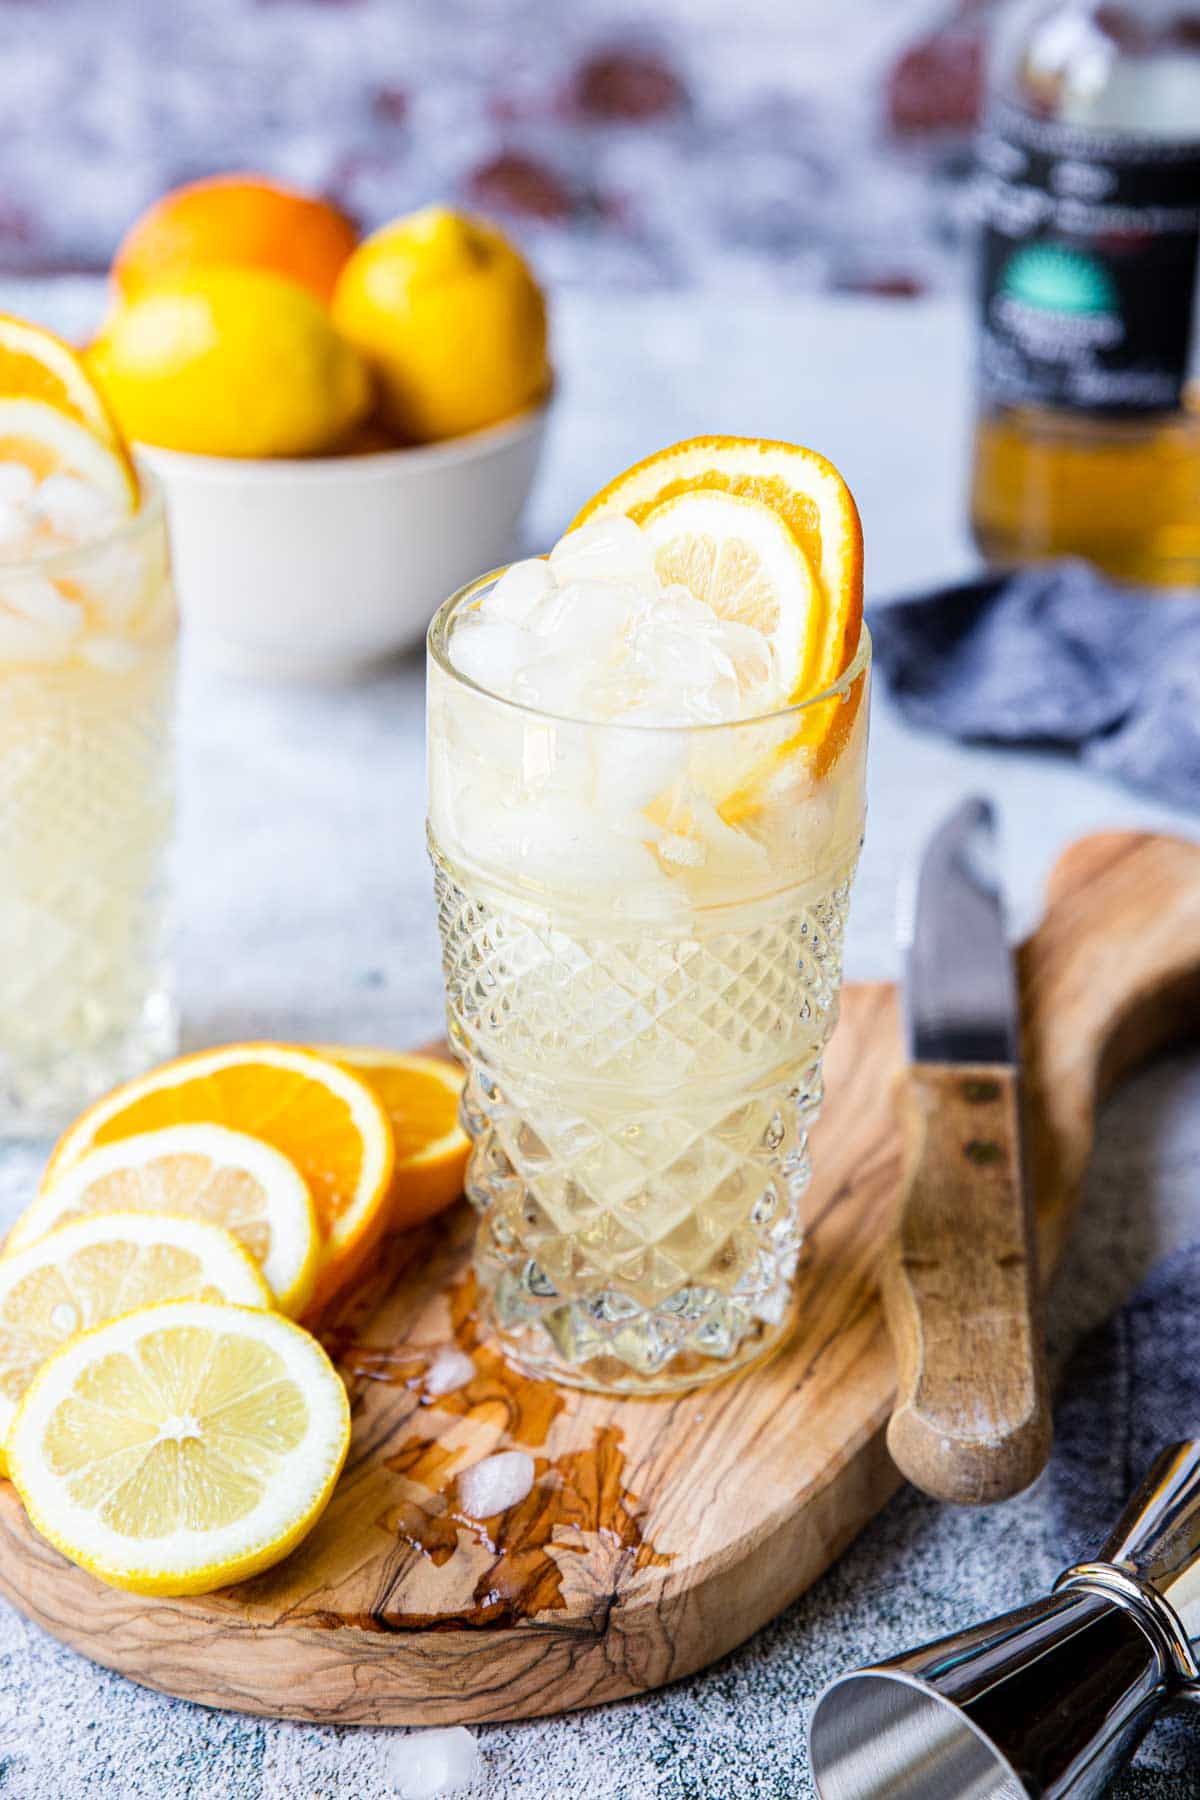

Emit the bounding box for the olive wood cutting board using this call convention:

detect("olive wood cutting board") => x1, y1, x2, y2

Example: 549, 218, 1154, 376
1, 831, 1198, 1724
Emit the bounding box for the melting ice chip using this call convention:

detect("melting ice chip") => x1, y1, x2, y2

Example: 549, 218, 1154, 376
382, 1726, 481, 1799
4, 573, 84, 634
34, 472, 119, 543
423, 1346, 475, 1397
485, 555, 554, 624
513, 578, 638, 717
0, 499, 32, 552
0, 573, 84, 662
0, 463, 36, 508
76, 539, 151, 632
456, 1449, 535, 1519
80, 632, 143, 673
548, 515, 657, 593
448, 611, 529, 698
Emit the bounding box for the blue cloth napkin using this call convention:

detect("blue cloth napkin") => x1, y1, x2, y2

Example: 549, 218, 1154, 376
1051, 1242, 1200, 1560
867, 561, 1200, 811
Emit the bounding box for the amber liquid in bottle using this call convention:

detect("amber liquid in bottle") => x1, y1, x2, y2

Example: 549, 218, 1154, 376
970, 2, 1200, 587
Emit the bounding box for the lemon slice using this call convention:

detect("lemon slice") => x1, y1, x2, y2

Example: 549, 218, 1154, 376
0, 1212, 270, 1470
8, 1299, 350, 1596
640, 487, 815, 705
42, 1044, 396, 1319
8, 1124, 320, 1318
319, 1048, 468, 1231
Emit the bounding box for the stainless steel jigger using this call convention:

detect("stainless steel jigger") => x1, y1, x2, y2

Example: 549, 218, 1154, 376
809, 1441, 1200, 1800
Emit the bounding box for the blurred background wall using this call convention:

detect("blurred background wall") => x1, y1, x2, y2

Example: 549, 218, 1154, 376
5, 0, 988, 294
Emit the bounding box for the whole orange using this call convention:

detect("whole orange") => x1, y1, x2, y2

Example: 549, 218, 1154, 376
113, 173, 358, 305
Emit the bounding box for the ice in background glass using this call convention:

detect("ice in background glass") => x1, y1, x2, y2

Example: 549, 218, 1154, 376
428, 528, 869, 1394
0, 479, 177, 1137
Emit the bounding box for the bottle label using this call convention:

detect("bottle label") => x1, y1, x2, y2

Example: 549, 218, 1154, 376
977, 101, 1200, 414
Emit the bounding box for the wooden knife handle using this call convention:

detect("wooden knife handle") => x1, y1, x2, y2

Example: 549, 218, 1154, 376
882, 1062, 1052, 1507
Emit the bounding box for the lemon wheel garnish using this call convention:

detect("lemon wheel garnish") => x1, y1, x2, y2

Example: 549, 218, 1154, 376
641, 487, 815, 699
8, 1123, 320, 1318
0, 1212, 270, 1469
319, 1048, 468, 1232
42, 1045, 395, 1320
8, 1300, 350, 1596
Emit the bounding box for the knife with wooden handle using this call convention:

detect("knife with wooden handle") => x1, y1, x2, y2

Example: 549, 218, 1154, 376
882, 795, 1052, 1507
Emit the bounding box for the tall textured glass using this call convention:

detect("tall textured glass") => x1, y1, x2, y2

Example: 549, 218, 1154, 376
0, 481, 177, 1138
428, 573, 870, 1394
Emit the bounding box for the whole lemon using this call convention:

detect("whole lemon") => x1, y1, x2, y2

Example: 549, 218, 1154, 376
331, 206, 550, 443
87, 268, 371, 458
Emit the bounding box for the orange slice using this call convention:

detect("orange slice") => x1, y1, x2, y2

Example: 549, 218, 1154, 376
572, 434, 862, 708
321, 1048, 468, 1231
42, 1046, 394, 1318
574, 436, 865, 811
0, 315, 137, 510
0, 314, 124, 445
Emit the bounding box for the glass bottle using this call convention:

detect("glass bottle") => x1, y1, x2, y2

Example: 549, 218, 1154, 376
969, 1, 1200, 586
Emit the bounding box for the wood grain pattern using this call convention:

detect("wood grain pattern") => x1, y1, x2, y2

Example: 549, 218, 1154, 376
0, 831, 1197, 1725
884, 1062, 1051, 1506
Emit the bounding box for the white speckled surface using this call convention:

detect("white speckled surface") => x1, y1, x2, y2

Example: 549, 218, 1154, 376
1, 282, 1198, 1798
0, 0, 974, 296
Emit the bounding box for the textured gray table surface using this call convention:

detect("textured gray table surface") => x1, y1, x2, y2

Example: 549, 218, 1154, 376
1, 286, 1198, 1799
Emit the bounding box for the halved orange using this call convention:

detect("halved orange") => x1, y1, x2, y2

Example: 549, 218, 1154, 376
0, 315, 138, 510
42, 1045, 394, 1318
321, 1048, 468, 1231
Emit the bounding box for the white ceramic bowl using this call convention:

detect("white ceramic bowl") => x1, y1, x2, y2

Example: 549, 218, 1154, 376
137, 400, 549, 679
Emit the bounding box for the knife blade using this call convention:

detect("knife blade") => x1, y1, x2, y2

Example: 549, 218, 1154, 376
882, 795, 1051, 1506
902, 795, 1017, 1067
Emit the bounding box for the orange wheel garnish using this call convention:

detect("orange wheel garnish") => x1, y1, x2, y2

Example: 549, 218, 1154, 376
572, 436, 864, 799
0, 314, 137, 509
